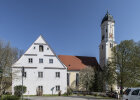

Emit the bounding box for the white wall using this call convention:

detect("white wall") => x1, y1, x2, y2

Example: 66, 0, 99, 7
12, 35, 67, 95
12, 68, 67, 95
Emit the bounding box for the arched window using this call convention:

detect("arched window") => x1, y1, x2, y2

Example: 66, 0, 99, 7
76, 73, 79, 87
110, 43, 113, 48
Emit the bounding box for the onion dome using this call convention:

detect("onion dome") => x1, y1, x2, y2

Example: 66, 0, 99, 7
101, 11, 115, 24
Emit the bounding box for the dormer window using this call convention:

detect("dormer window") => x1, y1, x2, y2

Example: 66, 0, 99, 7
39, 45, 44, 52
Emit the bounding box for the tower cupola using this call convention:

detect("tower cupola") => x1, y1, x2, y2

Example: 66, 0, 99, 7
101, 11, 115, 24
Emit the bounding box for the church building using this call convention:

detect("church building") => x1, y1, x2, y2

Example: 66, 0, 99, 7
58, 55, 100, 90
12, 35, 67, 95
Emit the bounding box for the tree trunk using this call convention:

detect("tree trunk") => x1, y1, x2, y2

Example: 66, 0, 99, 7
111, 85, 113, 92
120, 80, 123, 96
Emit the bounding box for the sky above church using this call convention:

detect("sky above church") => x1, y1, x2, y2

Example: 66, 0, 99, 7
0, 0, 140, 61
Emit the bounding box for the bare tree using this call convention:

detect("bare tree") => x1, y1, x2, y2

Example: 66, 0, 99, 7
0, 41, 20, 96
79, 66, 95, 91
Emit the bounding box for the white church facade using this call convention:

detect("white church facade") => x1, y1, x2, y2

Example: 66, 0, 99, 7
12, 35, 67, 95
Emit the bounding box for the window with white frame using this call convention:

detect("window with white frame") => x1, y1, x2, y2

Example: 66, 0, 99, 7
56, 85, 60, 91
38, 72, 43, 78
39, 58, 43, 63
28, 58, 33, 63
49, 59, 53, 64
56, 72, 60, 78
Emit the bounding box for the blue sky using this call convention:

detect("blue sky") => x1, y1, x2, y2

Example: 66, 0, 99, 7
0, 0, 140, 61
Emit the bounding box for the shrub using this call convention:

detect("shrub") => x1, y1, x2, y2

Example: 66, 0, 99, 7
63, 92, 67, 96
14, 85, 27, 97
94, 93, 98, 96
2, 95, 20, 100
66, 88, 73, 96
4, 92, 12, 95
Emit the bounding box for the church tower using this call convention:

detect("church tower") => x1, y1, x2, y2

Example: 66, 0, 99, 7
99, 11, 116, 69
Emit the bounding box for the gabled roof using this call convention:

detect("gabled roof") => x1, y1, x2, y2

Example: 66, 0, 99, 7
58, 55, 100, 71
13, 35, 67, 69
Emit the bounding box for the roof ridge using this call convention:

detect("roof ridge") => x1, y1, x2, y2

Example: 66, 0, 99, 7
58, 55, 96, 58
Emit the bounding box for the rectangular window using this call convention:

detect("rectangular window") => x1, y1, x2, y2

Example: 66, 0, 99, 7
39, 58, 43, 63
23, 72, 27, 78
49, 59, 53, 64
38, 72, 43, 78
39, 45, 44, 52
67, 73, 70, 86
76, 73, 79, 87
56, 72, 60, 78
56, 85, 60, 91
28, 58, 33, 63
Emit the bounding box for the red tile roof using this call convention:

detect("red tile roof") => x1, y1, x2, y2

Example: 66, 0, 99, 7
58, 55, 100, 71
